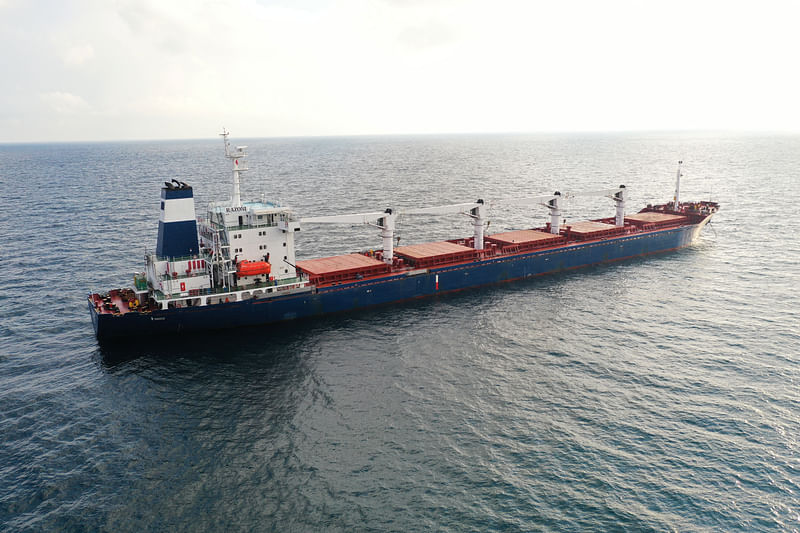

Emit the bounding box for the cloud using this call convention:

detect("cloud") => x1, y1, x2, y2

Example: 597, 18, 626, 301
61, 44, 95, 67
397, 19, 457, 50
40, 91, 91, 114
2, 0, 800, 141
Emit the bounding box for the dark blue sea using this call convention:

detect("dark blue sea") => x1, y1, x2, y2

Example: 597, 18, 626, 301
1, 133, 799, 532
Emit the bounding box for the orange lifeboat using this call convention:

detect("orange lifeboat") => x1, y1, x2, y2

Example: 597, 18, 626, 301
236, 260, 271, 277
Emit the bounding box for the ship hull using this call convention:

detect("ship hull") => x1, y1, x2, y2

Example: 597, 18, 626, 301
91, 220, 710, 340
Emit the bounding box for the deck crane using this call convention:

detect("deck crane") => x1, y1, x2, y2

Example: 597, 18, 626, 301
492, 186, 626, 234
400, 200, 487, 249
298, 187, 625, 266
300, 210, 397, 263
564, 186, 627, 226
491, 193, 562, 234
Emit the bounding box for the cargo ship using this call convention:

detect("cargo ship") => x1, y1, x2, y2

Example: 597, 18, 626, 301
88, 131, 719, 340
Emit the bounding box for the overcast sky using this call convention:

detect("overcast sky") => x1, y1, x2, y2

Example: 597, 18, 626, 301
1, 0, 798, 142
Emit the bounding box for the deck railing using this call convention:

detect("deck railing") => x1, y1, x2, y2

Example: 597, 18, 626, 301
152, 276, 305, 300
208, 221, 279, 231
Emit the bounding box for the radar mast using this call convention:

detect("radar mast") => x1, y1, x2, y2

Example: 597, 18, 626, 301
220, 128, 248, 207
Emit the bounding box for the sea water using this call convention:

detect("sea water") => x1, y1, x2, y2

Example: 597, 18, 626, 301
1, 133, 798, 531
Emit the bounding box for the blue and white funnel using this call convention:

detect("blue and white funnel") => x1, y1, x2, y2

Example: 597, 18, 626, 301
156, 180, 199, 258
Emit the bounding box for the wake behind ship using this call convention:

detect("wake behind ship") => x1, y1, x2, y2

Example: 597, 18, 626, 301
88, 132, 718, 340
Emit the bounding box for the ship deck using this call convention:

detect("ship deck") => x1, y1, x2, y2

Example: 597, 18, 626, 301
395, 241, 479, 268
626, 212, 688, 227
282, 206, 708, 287
89, 289, 152, 316
285, 206, 707, 287
566, 221, 626, 240
296, 253, 389, 285
486, 229, 566, 252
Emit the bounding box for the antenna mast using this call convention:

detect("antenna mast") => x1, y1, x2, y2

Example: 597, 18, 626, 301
220, 128, 248, 207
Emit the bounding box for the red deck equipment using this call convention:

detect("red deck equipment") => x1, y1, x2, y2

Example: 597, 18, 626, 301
565, 221, 626, 240
626, 212, 687, 228
486, 229, 566, 253
394, 241, 478, 268
297, 253, 389, 285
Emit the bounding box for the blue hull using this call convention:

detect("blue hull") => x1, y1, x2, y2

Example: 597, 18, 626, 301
91, 222, 706, 340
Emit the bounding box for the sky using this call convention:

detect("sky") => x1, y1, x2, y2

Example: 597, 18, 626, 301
1, 0, 799, 142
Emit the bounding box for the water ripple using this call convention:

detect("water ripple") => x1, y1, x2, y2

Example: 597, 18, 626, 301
1, 134, 800, 531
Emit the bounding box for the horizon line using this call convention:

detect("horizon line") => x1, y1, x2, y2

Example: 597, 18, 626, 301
2, 127, 799, 145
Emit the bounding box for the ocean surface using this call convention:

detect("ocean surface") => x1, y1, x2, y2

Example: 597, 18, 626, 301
1, 132, 799, 532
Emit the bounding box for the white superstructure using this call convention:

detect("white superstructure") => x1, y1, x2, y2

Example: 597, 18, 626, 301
139, 131, 307, 310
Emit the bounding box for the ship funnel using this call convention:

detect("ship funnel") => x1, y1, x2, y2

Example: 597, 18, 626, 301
156, 182, 199, 258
